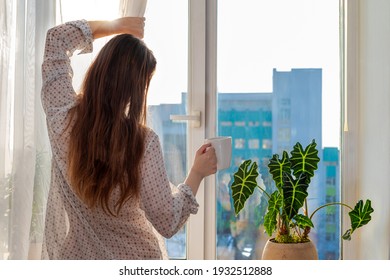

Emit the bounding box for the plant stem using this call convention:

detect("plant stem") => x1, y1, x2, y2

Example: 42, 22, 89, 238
257, 185, 271, 199
309, 202, 354, 220
294, 225, 302, 239
304, 198, 309, 217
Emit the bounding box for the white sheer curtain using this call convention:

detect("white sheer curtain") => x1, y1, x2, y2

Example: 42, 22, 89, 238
120, 0, 147, 17
0, 0, 55, 260
0, 0, 147, 260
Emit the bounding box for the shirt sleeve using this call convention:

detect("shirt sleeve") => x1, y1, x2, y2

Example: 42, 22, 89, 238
41, 20, 93, 134
140, 130, 199, 238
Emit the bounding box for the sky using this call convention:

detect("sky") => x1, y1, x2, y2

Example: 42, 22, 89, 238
63, 0, 340, 148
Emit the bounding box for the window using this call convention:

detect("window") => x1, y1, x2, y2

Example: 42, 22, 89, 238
234, 121, 246, 127
248, 139, 259, 149
144, 0, 189, 259
234, 139, 245, 149
262, 139, 272, 150
216, 0, 341, 260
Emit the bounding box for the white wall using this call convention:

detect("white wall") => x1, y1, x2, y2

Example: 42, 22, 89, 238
343, 0, 390, 259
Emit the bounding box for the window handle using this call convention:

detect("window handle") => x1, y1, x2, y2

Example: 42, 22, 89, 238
170, 110, 201, 128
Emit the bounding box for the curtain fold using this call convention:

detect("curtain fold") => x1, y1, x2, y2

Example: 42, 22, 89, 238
10, 0, 37, 260
0, 0, 55, 260
119, 0, 148, 17
0, 0, 15, 260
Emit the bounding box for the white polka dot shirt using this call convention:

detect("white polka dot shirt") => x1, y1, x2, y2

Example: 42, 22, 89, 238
41, 20, 199, 260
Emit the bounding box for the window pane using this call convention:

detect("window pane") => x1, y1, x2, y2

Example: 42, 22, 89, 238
144, 0, 188, 259
216, 0, 340, 260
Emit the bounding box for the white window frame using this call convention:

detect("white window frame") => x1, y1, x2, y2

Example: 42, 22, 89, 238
342, 0, 390, 260
186, 0, 207, 259
186, 0, 218, 260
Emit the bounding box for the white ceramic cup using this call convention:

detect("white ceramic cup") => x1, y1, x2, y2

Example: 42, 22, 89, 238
204, 136, 232, 170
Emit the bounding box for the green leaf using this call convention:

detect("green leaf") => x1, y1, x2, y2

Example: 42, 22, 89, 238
350, 199, 374, 231
290, 140, 320, 182
264, 211, 277, 237
293, 214, 314, 229
268, 151, 291, 189
282, 173, 309, 220
230, 160, 259, 215
342, 199, 374, 240
263, 191, 282, 236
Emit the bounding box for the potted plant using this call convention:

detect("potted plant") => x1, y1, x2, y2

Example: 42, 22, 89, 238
230, 139, 374, 259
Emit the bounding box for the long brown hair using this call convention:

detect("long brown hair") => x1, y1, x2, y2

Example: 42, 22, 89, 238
68, 34, 156, 216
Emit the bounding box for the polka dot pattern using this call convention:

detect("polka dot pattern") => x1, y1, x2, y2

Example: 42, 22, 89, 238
41, 20, 199, 260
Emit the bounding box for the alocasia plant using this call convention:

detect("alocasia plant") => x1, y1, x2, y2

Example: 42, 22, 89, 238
230, 139, 374, 243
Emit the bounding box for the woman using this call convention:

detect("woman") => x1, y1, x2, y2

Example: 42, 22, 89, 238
41, 17, 217, 259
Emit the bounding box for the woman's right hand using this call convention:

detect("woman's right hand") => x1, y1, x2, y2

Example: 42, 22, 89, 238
184, 143, 217, 195
110, 17, 145, 38
89, 17, 145, 40
192, 143, 218, 178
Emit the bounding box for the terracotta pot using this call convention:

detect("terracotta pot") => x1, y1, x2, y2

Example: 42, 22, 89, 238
261, 238, 318, 260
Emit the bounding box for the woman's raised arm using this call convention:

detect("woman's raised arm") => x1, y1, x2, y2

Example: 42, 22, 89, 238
88, 17, 145, 39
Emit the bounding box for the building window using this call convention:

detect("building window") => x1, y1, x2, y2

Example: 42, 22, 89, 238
280, 98, 291, 106
262, 139, 272, 150
248, 139, 260, 149
278, 128, 291, 142
235, 138, 245, 149
221, 121, 233, 127
248, 121, 260, 127
262, 121, 272, 127
279, 108, 291, 122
